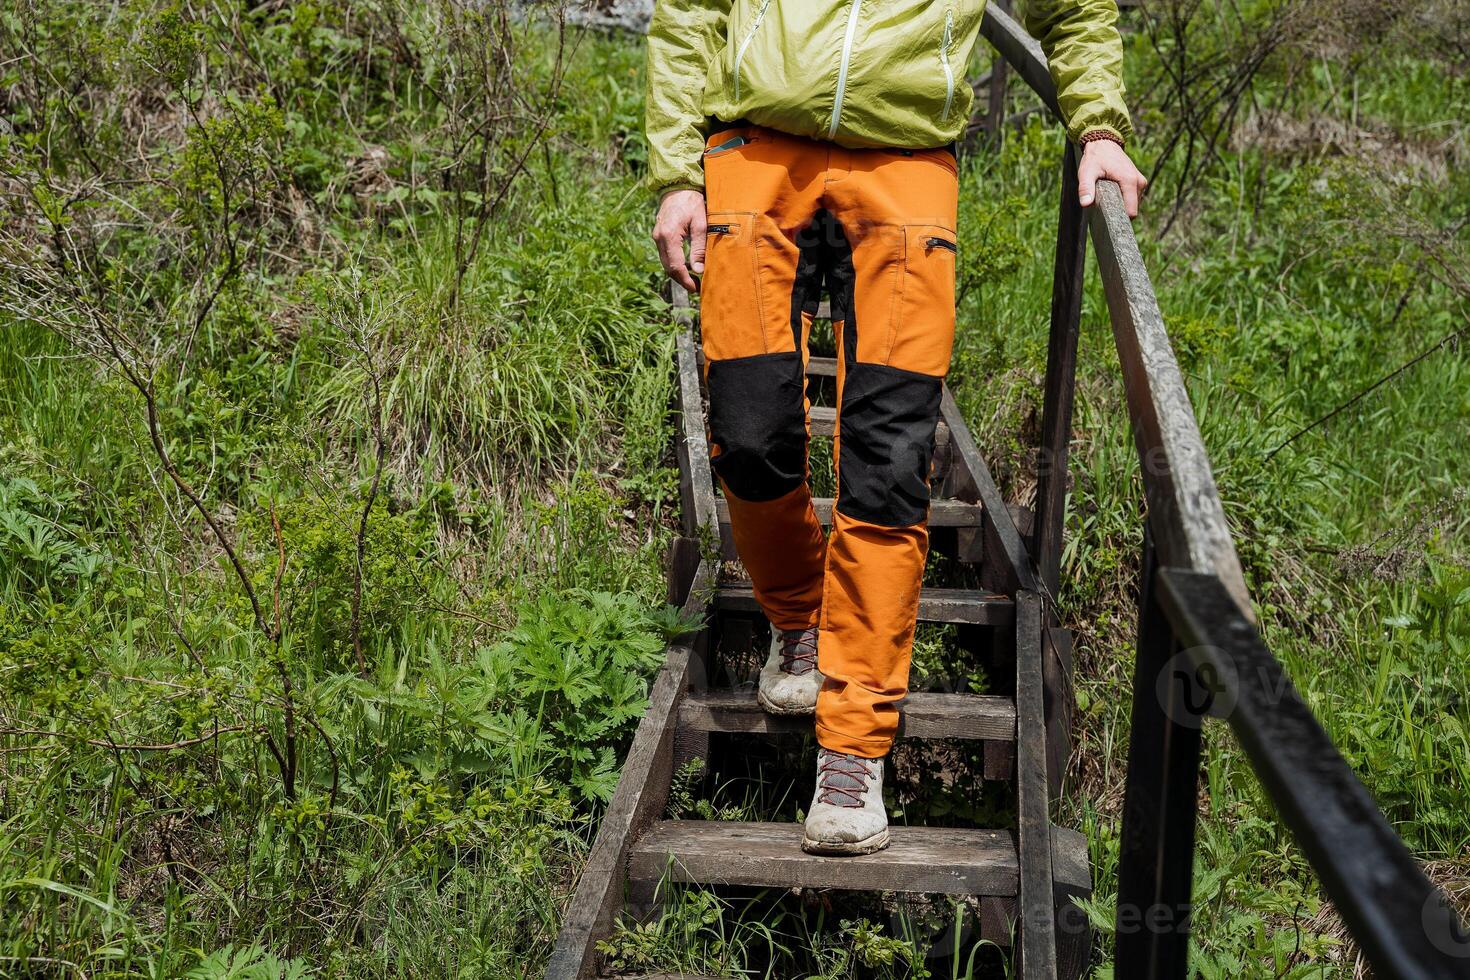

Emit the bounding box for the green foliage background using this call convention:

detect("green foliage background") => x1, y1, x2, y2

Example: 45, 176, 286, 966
0, 0, 1467, 977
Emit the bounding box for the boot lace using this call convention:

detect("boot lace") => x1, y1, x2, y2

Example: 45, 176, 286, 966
816, 751, 872, 808
779, 627, 818, 676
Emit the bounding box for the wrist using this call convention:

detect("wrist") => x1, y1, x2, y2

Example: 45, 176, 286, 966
1080, 129, 1125, 150
657, 182, 704, 203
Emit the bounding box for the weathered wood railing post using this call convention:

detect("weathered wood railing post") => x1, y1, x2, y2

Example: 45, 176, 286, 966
985, 0, 1012, 144
1113, 525, 1204, 978
1034, 142, 1087, 598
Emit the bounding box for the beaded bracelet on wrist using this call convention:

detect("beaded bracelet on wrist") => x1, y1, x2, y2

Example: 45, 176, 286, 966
1079, 129, 1125, 149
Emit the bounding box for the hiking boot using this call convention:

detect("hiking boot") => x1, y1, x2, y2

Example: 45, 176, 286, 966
801, 748, 889, 855
756, 625, 822, 716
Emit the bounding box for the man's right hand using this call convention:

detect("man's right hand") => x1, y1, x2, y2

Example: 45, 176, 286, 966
653, 189, 707, 293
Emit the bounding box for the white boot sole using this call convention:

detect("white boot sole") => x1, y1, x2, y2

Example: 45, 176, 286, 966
756, 688, 816, 716
800, 827, 890, 856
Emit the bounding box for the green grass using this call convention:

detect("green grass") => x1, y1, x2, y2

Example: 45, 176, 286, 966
2, 0, 1467, 977
942, 23, 1470, 976
1, 2, 680, 975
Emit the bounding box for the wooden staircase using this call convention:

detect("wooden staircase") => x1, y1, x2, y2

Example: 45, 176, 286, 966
546, 295, 1088, 979
543, 4, 1470, 974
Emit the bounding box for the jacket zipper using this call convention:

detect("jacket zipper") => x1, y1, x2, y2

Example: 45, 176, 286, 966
925, 236, 957, 253
708, 224, 732, 235
940, 10, 956, 119
733, 0, 774, 104
827, 0, 864, 139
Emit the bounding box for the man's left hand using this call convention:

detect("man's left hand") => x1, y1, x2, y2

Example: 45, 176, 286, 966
1078, 139, 1148, 218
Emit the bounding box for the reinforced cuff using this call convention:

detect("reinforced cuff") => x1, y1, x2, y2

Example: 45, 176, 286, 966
656, 180, 705, 201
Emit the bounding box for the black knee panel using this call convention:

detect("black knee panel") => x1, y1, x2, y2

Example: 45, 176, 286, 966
837, 362, 942, 527
707, 352, 808, 502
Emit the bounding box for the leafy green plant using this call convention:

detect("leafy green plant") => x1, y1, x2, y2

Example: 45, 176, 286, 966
0, 476, 102, 599
483, 589, 699, 801
597, 887, 753, 978
246, 495, 433, 670
185, 945, 312, 980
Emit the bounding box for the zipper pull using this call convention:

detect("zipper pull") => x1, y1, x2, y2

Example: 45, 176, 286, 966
925, 236, 958, 253
704, 135, 748, 155
707, 224, 732, 235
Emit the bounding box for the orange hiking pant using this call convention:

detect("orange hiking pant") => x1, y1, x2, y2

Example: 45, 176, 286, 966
700, 124, 959, 758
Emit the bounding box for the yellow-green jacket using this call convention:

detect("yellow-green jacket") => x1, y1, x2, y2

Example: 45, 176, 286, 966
645, 0, 1132, 196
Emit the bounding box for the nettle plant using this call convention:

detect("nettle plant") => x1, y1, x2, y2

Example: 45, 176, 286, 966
0, 475, 105, 599
481, 589, 700, 802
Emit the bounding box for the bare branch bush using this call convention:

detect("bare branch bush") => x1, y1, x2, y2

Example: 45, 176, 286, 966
1131, 0, 1461, 232
0, 0, 575, 685
375, 0, 576, 312
1133, 0, 1309, 232
0, 240, 309, 798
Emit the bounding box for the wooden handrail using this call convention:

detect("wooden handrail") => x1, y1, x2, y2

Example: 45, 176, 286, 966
1157, 570, 1470, 978
979, 3, 1250, 617
980, 4, 1060, 121
981, 9, 1470, 979
1088, 185, 1250, 615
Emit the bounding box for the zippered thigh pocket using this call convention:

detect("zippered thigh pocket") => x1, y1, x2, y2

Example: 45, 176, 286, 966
701, 211, 759, 361
889, 224, 958, 377
701, 210, 802, 362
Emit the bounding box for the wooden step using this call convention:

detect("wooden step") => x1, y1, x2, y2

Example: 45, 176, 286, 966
807, 356, 837, 377
715, 496, 983, 528
807, 405, 951, 444
628, 820, 1090, 901
714, 582, 1014, 625
681, 689, 1016, 741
